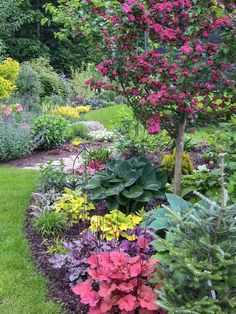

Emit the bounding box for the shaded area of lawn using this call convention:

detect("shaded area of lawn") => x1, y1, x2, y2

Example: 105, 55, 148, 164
0, 167, 64, 314
80, 104, 130, 129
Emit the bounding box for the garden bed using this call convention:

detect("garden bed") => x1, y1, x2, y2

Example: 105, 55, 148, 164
25, 198, 88, 314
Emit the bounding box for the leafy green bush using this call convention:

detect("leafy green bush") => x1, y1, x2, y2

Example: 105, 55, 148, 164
85, 157, 167, 214
33, 211, 68, 238
181, 166, 221, 201
68, 122, 89, 140
29, 57, 68, 98
32, 114, 69, 150
40, 160, 68, 192
0, 121, 36, 162
151, 192, 236, 314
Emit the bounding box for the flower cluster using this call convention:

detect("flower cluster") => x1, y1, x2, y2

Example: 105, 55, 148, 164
88, 130, 114, 142
72, 251, 159, 313
52, 105, 90, 119
0, 103, 23, 118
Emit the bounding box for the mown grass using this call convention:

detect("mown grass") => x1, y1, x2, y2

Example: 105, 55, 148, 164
0, 167, 64, 314
80, 104, 130, 129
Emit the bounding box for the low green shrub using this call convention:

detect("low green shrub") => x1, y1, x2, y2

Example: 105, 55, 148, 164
33, 211, 68, 238
29, 57, 68, 98
0, 122, 36, 162
68, 122, 89, 140
40, 159, 68, 192
32, 114, 69, 150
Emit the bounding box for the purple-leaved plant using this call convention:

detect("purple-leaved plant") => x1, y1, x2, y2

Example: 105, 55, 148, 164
49, 229, 118, 286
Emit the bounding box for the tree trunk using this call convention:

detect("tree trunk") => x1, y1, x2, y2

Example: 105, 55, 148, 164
173, 112, 186, 195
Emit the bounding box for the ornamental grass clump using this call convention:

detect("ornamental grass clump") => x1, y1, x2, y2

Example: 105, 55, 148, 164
72, 251, 160, 313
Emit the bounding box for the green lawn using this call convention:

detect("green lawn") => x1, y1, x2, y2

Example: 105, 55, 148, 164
80, 104, 130, 129
0, 167, 63, 314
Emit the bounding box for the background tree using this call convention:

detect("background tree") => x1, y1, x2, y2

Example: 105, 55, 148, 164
0, 0, 99, 73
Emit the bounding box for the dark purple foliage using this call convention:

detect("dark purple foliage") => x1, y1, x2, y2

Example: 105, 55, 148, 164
120, 227, 156, 260
49, 229, 118, 286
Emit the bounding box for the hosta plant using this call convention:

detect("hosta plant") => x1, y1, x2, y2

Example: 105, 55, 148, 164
53, 188, 95, 224
72, 251, 160, 314
89, 209, 142, 241
49, 229, 118, 285
85, 157, 167, 214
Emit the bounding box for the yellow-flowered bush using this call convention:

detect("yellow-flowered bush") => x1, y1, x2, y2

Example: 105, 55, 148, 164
90, 209, 142, 241
0, 58, 20, 100
54, 188, 95, 223
52, 106, 90, 119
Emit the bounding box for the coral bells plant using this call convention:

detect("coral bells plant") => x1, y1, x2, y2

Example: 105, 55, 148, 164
72, 251, 160, 314
47, 0, 235, 194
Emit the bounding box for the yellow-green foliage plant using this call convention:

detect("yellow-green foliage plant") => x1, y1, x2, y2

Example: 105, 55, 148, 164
0, 58, 20, 100
54, 188, 95, 223
90, 209, 142, 241
162, 149, 194, 179
52, 105, 90, 119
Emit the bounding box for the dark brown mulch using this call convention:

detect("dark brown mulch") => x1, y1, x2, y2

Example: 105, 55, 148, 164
3, 142, 111, 169
25, 204, 88, 314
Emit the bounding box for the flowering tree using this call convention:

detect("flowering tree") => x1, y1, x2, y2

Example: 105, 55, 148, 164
48, 0, 235, 194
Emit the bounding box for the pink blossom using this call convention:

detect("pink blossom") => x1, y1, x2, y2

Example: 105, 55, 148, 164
3, 107, 12, 117
180, 44, 193, 55
122, 4, 132, 13
16, 103, 23, 112
196, 44, 207, 53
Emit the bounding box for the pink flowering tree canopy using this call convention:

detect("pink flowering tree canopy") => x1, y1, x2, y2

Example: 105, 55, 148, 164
48, 0, 235, 193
